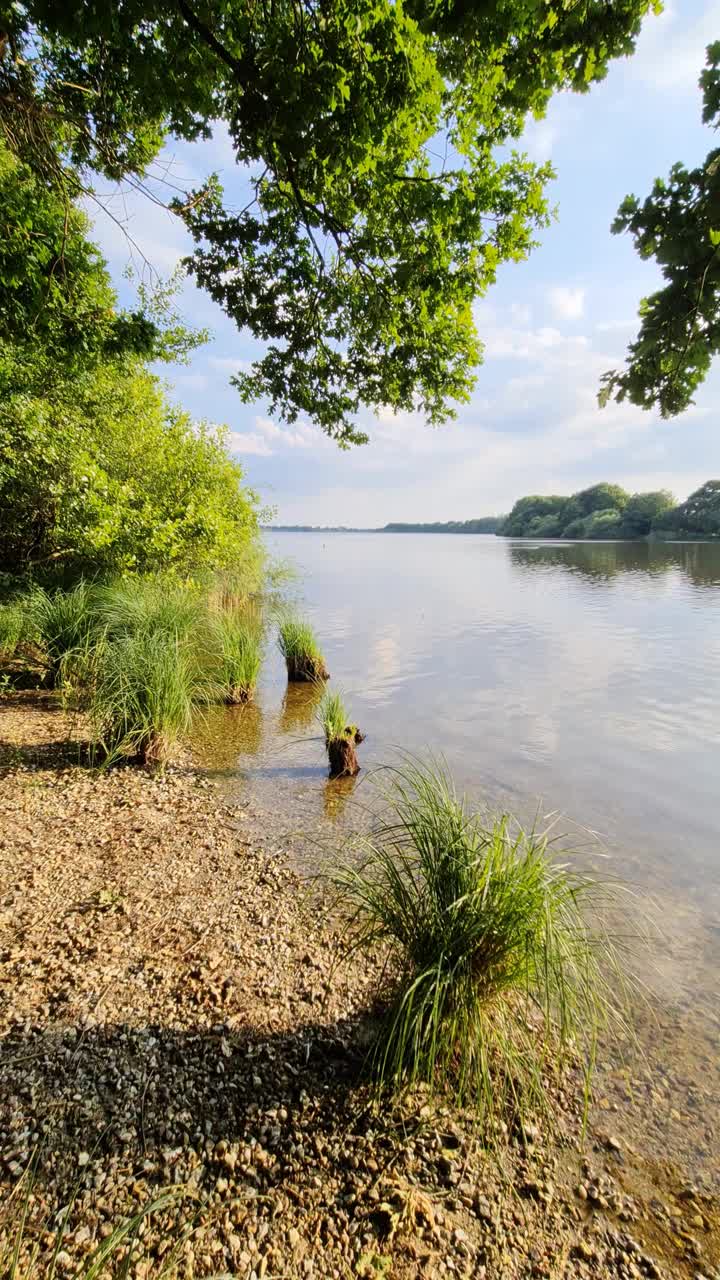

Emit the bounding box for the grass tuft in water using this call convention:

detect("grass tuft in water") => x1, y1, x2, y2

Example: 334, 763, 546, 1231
318, 688, 349, 744
278, 616, 329, 682
212, 607, 264, 704
332, 758, 629, 1126
318, 687, 363, 778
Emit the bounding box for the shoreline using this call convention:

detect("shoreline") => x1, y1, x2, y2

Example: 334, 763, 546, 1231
1, 694, 718, 1279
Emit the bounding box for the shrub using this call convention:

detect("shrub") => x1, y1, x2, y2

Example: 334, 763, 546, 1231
278, 617, 329, 682
333, 760, 626, 1123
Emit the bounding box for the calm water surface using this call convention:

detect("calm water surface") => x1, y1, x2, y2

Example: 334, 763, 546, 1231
202, 534, 720, 918
195, 533, 720, 1182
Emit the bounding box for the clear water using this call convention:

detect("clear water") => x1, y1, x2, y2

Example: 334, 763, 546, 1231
200, 534, 720, 915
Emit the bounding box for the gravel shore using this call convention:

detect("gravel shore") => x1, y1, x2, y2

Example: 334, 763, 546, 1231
1, 694, 718, 1279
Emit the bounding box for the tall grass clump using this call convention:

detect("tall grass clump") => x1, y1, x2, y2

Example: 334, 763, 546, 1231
94, 578, 207, 643
278, 616, 329, 682
88, 627, 218, 768
333, 760, 628, 1126
0, 599, 29, 663
318, 687, 364, 778
26, 581, 98, 683
212, 607, 264, 704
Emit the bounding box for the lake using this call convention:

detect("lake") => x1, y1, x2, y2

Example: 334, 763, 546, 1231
195, 532, 720, 1178
201, 534, 719, 916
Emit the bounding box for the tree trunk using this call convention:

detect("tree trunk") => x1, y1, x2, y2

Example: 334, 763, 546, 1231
327, 735, 360, 779
286, 653, 329, 682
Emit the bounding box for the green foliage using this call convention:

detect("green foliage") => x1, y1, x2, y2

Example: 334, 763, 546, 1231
383, 517, 505, 534
500, 482, 675, 540
319, 689, 350, 744
582, 509, 624, 539
0, 143, 201, 398
0, 361, 261, 579
659, 479, 720, 537
333, 760, 625, 1116
501, 495, 572, 537
1, 0, 659, 439
600, 42, 720, 417
525, 513, 562, 538
573, 483, 629, 517
212, 607, 264, 704
619, 490, 675, 538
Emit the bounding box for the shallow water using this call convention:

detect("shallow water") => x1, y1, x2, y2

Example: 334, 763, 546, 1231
199, 534, 719, 907
194, 534, 720, 1183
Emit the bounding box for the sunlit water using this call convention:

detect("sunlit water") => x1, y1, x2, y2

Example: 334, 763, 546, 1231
195, 533, 720, 1021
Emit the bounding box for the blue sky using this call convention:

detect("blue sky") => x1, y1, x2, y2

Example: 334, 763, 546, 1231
86, 1, 720, 525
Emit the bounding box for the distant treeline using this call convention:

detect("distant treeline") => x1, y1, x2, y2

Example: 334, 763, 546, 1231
383, 517, 504, 534
499, 481, 720, 540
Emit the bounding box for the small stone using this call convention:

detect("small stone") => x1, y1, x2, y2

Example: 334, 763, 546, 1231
78, 1152, 90, 1167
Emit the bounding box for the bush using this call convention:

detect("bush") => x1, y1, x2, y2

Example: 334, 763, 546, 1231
333, 760, 626, 1122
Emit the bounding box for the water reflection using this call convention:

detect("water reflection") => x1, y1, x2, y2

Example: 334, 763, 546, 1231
323, 774, 358, 820
278, 680, 325, 734
509, 539, 720, 586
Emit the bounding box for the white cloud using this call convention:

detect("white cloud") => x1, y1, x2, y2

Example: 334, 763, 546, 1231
227, 431, 273, 457
630, 3, 719, 93
520, 119, 558, 163
208, 356, 254, 375
548, 286, 585, 321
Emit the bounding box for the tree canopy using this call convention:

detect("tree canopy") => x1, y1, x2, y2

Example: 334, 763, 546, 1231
500, 483, 677, 540
600, 42, 720, 418
1, 0, 659, 442
0, 143, 261, 582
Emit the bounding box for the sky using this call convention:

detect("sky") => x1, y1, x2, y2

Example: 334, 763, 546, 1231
86, 0, 720, 525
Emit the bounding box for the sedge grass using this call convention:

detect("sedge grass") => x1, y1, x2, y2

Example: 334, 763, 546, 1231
318, 688, 349, 744
332, 758, 630, 1127
88, 627, 219, 768
278, 616, 328, 682
26, 582, 97, 683
318, 687, 363, 777
0, 1164, 187, 1280
0, 600, 29, 663
212, 607, 264, 704
93, 578, 207, 643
